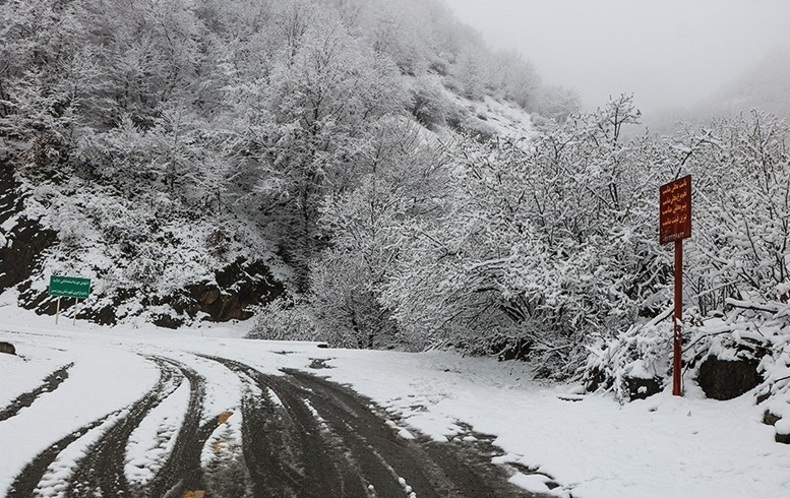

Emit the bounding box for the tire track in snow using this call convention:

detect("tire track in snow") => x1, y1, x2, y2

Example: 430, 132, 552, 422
7, 354, 233, 498
0, 363, 74, 422
65, 356, 184, 498
206, 357, 535, 498
5, 356, 178, 498
254, 374, 371, 498
5, 414, 114, 498
286, 370, 538, 497
142, 358, 224, 498
286, 369, 538, 497
7, 353, 537, 498
282, 369, 438, 497
205, 356, 369, 498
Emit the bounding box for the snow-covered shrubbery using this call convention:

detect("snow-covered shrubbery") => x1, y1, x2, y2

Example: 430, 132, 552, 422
300, 94, 789, 390
365, 96, 671, 377
247, 297, 317, 343
583, 310, 672, 403
583, 111, 790, 398
687, 300, 790, 427
583, 297, 790, 411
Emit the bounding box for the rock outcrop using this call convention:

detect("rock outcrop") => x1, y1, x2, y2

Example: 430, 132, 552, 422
696, 355, 762, 400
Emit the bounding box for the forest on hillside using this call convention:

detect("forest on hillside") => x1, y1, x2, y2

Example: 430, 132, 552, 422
1, 0, 789, 392
0, 0, 572, 314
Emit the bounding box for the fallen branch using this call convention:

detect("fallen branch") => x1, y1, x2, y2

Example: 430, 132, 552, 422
725, 298, 780, 314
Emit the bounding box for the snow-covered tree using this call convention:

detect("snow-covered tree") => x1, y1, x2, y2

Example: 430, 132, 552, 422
0, 0, 87, 170
309, 120, 449, 348
221, 5, 410, 289
678, 111, 790, 311
379, 96, 672, 376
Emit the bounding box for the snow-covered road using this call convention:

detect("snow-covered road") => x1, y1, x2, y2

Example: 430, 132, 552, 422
2, 297, 790, 498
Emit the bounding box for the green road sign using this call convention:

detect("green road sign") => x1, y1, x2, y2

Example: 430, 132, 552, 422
49, 275, 91, 299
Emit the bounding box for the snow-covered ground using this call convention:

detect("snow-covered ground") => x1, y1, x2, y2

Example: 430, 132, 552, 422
1, 291, 789, 498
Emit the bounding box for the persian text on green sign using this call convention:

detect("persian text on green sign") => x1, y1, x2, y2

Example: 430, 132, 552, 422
49, 275, 92, 299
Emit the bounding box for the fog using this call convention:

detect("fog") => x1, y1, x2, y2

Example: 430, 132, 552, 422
442, 0, 790, 115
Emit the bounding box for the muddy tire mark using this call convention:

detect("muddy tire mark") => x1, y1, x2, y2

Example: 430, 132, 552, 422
7, 355, 231, 498
285, 369, 533, 498
207, 357, 364, 498
5, 415, 113, 498
256, 375, 370, 498
65, 357, 184, 498
143, 359, 214, 498
6, 357, 178, 498
282, 370, 440, 497
207, 356, 538, 498
0, 363, 74, 422
8, 354, 543, 498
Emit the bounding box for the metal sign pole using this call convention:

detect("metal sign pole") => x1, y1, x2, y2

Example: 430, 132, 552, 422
673, 239, 683, 396
55, 296, 61, 325
659, 175, 691, 397
73, 298, 79, 326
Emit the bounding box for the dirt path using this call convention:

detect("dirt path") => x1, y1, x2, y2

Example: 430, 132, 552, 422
66, 357, 185, 498
206, 356, 358, 498
5, 356, 215, 498
285, 368, 535, 497
6, 355, 544, 498
4, 356, 180, 498
208, 357, 539, 498
143, 359, 222, 498
5, 414, 113, 498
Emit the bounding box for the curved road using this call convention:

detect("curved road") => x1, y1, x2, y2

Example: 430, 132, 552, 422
2, 355, 545, 498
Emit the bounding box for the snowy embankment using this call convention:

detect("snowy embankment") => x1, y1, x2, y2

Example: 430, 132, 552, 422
1, 291, 789, 498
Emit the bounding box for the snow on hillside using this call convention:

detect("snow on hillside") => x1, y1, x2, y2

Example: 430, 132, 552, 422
446, 92, 537, 142
2, 292, 789, 498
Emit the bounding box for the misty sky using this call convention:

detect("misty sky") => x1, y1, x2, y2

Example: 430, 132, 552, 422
442, 0, 790, 113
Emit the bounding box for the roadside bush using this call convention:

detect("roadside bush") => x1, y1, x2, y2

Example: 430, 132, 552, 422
247, 297, 318, 342
583, 315, 671, 403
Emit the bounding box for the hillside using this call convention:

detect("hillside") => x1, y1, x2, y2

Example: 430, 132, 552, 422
0, 0, 551, 328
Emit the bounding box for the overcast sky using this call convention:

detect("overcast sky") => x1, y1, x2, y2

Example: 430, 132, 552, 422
441, 0, 790, 114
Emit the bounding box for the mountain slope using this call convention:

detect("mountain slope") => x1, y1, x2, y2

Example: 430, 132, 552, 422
0, 0, 542, 327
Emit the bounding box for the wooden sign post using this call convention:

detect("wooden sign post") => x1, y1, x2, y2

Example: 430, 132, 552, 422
659, 175, 692, 396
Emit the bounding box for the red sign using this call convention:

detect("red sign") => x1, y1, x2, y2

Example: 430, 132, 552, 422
659, 175, 691, 244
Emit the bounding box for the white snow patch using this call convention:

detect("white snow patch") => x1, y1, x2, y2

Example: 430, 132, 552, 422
201, 410, 243, 468
302, 398, 324, 423
266, 387, 284, 407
